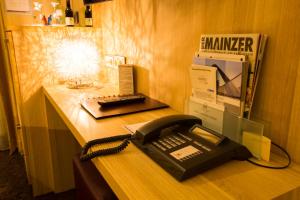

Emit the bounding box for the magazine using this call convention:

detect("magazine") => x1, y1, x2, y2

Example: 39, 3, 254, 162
194, 54, 248, 116
248, 35, 268, 118
199, 34, 264, 117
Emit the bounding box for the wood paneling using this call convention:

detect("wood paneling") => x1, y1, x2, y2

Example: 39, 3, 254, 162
0, 1, 18, 153
45, 98, 81, 193
10, 26, 103, 196
93, 0, 300, 160
287, 59, 300, 162
5, 31, 31, 181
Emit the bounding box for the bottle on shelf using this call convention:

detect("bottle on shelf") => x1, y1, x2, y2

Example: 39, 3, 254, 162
32, 2, 43, 25
65, 0, 74, 26
51, 0, 63, 25
74, 11, 80, 25
84, 5, 93, 27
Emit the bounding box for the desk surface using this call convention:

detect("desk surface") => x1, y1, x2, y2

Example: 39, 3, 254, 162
43, 85, 300, 200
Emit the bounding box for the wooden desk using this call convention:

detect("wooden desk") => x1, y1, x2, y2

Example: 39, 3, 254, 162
43, 85, 300, 200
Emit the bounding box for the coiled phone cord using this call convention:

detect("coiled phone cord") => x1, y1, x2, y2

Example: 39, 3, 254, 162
80, 134, 132, 161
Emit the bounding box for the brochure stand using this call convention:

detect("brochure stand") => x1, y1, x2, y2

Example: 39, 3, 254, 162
186, 98, 264, 159
187, 97, 224, 133
223, 111, 264, 159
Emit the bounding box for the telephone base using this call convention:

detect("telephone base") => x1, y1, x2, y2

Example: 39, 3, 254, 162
132, 128, 252, 181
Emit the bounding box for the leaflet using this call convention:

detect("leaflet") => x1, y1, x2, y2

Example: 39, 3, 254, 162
118, 64, 134, 95
187, 97, 224, 133
190, 64, 217, 103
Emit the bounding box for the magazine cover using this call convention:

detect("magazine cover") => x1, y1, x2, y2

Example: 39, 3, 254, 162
199, 34, 261, 114
206, 59, 243, 99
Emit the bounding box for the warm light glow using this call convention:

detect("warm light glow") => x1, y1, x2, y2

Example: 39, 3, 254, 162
54, 39, 100, 80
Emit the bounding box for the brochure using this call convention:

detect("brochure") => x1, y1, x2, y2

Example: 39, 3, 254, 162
190, 64, 217, 103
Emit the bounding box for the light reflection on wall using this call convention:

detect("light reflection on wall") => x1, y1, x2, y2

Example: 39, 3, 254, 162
54, 39, 100, 81
12, 26, 103, 103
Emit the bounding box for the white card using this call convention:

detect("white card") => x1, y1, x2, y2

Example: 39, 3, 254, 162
188, 97, 224, 134
190, 64, 217, 103
118, 64, 134, 95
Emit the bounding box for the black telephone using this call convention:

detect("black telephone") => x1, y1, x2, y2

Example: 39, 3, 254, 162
81, 115, 252, 181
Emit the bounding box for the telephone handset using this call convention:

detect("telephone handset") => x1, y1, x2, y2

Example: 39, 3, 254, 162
134, 115, 202, 144
80, 114, 252, 181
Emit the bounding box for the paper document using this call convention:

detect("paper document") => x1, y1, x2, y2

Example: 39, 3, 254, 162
188, 97, 224, 133
190, 64, 217, 103
124, 121, 150, 134
118, 64, 134, 95
5, 0, 31, 12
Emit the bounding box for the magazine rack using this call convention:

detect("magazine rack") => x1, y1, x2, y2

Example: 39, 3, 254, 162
186, 97, 264, 159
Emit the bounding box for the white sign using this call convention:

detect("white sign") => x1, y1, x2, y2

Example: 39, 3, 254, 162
5, 0, 31, 12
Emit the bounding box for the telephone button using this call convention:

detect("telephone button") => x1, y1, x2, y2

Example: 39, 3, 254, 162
194, 151, 202, 155
163, 139, 177, 147
168, 137, 182, 145
193, 141, 203, 147
203, 146, 211, 152
193, 141, 211, 152
177, 133, 192, 141
173, 140, 182, 145
152, 142, 166, 151
158, 140, 172, 149
167, 137, 176, 142
158, 140, 166, 145
173, 136, 186, 144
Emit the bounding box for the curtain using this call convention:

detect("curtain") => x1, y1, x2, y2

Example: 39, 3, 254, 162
0, 1, 17, 154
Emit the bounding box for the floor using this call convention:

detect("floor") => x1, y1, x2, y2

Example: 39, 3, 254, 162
0, 150, 75, 200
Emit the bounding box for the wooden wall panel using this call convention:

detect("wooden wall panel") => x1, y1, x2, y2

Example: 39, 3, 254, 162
203, 0, 300, 146
287, 59, 300, 162
151, 1, 206, 111
0, 1, 18, 153
93, 0, 300, 159
251, 0, 300, 147
11, 26, 103, 196
45, 98, 81, 193
94, 0, 207, 109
